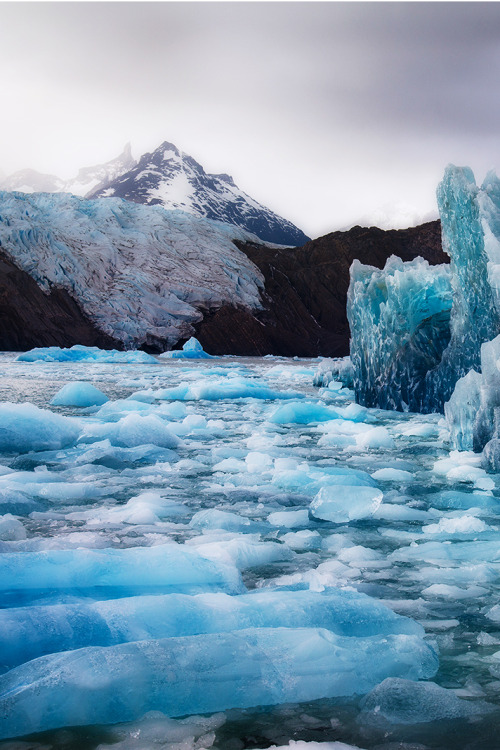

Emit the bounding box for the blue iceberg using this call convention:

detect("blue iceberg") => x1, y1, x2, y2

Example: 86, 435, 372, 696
50, 381, 109, 407
0, 402, 81, 453
0, 543, 244, 603
0, 627, 437, 739
17, 344, 158, 364
348, 165, 500, 413
0, 588, 424, 672
161, 337, 214, 359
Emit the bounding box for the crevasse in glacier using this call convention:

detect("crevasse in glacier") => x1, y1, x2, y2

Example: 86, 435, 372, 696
347, 165, 500, 413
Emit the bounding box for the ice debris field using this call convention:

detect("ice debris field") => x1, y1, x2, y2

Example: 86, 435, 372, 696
0, 344, 499, 750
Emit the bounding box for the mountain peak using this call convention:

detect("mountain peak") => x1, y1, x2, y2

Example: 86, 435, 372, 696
89, 140, 309, 246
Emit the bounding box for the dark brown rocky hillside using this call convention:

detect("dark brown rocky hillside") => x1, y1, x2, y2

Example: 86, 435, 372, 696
195, 220, 447, 357
0, 249, 122, 351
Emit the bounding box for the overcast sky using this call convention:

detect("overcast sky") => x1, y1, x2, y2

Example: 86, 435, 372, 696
1, 2, 500, 237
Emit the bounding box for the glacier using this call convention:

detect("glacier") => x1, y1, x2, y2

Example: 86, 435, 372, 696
0, 191, 265, 350
347, 165, 500, 413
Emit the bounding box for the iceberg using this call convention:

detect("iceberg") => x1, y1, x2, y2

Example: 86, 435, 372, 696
0, 402, 80, 453
148, 377, 302, 401
17, 344, 158, 364
0, 543, 244, 602
348, 165, 500, 413
313, 357, 354, 389
0, 627, 437, 739
161, 337, 214, 359
79, 412, 181, 449
50, 381, 109, 407
444, 335, 500, 470
360, 677, 492, 725
310, 485, 383, 523
347, 256, 452, 412
0, 587, 424, 671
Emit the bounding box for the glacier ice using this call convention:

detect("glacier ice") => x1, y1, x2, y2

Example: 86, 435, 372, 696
360, 678, 492, 725
0, 191, 265, 349
0, 588, 424, 672
313, 357, 354, 389
161, 337, 214, 359
0, 543, 244, 601
147, 377, 302, 401
0, 627, 437, 739
17, 344, 158, 364
269, 401, 339, 424
444, 335, 500, 471
348, 165, 500, 414
0, 402, 80, 453
347, 255, 452, 412
79, 412, 181, 449
1, 352, 498, 746
310, 485, 383, 524
50, 380, 109, 407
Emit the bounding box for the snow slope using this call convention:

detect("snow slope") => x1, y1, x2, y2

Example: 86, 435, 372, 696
0, 191, 265, 349
89, 141, 309, 246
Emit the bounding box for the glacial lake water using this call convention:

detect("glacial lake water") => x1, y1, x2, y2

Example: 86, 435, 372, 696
0, 353, 499, 750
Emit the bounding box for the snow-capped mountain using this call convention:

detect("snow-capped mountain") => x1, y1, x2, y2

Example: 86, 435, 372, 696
0, 190, 264, 350
89, 141, 309, 246
0, 168, 65, 194
0, 144, 136, 198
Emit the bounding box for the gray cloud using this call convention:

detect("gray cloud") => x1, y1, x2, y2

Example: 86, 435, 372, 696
1, 2, 500, 236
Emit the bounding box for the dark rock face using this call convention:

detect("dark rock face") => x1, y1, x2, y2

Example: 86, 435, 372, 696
195, 221, 448, 357
0, 250, 122, 351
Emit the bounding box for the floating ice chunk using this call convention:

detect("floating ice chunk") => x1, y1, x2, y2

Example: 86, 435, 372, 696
50, 381, 109, 407
245, 451, 274, 472
269, 401, 339, 425
17, 344, 158, 364
310, 486, 383, 524
0, 403, 80, 453
96, 399, 152, 420
422, 583, 488, 599
191, 536, 291, 570
427, 490, 495, 510
189, 509, 264, 533
0, 543, 244, 598
373, 503, 432, 522
390, 540, 500, 564
80, 412, 180, 449
153, 378, 301, 401
71, 492, 188, 525
355, 426, 394, 450
0, 514, 26, 541
422, 515, 491, 535
97, 712, 226, 750
282, 530, 322, 550
0, 588, 425, 671
161, 337, 214, 359
0, 627, 438, 739
371, 468, 414, 482
401, 422, 440, 437
268, 509, 310, 528
213, 457, 247, 473
360, 677, 492, 725
313, 357, 354, 389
